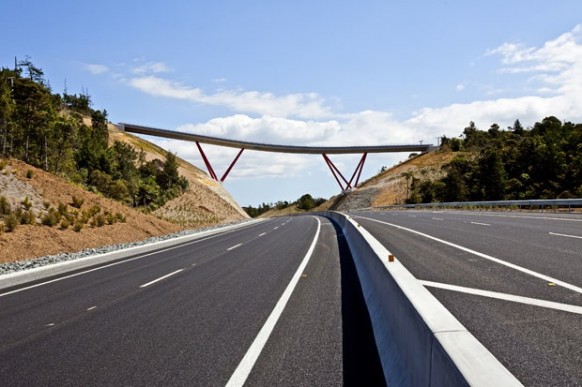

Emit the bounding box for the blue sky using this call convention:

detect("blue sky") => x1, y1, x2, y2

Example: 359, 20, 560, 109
3, 1, 582, 206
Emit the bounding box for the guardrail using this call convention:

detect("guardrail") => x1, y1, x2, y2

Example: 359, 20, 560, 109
364, 198, 582, 212
326, 211, 523, 386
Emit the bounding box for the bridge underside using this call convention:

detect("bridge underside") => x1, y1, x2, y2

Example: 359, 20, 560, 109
120, 123, 432, 191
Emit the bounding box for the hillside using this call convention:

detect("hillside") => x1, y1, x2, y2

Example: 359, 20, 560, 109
326, 150, 458, 211
0, 159, 183, 263
108, 124, 248, 225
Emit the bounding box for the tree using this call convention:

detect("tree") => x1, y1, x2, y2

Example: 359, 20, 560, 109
476, 150, 507, 200
158, 151, 181, 190
297, 194, 316, 210
511, 119, 524, 136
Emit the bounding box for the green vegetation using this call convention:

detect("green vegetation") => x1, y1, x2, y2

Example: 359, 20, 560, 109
243, 193, 326, 218
407, 118, 582, 203
0, 57, 188, 210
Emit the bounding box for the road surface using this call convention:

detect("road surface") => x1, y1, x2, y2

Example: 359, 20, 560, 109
352, 209, 582, 386
0, 216, 384, 386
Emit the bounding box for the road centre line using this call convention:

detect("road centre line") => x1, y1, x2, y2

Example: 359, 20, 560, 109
258, 232, 266, 237
0, 225, 257, 298
471, 221, 491, 226
226, 217, 322, 387
273, 226, 279, 230
421, 280, 582, 315
358, 216, 582, 295
86, 306, 97, 311
139, 269, 183, 288
550, 232, 582, 240
227, 243, 242, 251
432, 217, 444, 221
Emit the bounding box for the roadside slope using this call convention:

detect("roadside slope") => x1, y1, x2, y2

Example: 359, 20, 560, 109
328, 150, 459, 211
109, 124, 248, 225
0, 159, 182, 263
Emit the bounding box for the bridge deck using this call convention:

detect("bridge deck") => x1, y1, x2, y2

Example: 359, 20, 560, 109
119, 123, 431, 154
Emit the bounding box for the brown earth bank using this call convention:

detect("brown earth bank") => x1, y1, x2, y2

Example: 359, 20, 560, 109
0, 124, 251, 263
0, 159, 185, 263
328, 150, 460, 211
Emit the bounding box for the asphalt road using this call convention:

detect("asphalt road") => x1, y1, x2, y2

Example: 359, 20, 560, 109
352, 209, 582, 386
0, 216, 384, 386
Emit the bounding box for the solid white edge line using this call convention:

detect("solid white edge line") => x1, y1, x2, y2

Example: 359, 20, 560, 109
139, 269, 183, 288
227, 243, 243, 251
226, 217, 321, 387
421, 280, 582, 315
359, 216, 582, 295
549, 232, 582, 240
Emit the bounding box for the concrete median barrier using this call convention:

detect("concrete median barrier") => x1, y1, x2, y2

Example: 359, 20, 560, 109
326, 211, 522, 386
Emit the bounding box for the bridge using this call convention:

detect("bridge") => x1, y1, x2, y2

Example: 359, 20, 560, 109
119, 123, 433, 191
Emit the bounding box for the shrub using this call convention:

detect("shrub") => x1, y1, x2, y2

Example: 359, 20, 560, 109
41, 208, 61, 227
0, 196, 11, 215
19, 210, 35, 225
115, 212, 126, 223
73, 221, 83, 232
71, 195, 84, 209
91, 213, 106, 227
21, 196, 33, 210
4, 214, 18, 232
58, 202, 69, 216
106, 212, 116, 225
43, 201, 51, 210
0, 159, 6, 171
60, 218, 70, 230
89, 205, 101, 217
26, 169, 34, 179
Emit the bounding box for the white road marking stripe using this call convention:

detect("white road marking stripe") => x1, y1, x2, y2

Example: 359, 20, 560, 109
549, 232, 582, 240
274, 226, 279, 230
139, 269, 183, 288
45, 323, 55, 327
471, 221, 491, 226
359, 216, 582, 295
258, 232, 266, 237
227, 243, 242, 251
226, 217, 321, 387
87, 306, 97, 311
421, 280, 582, 315
432, 217, 444, 221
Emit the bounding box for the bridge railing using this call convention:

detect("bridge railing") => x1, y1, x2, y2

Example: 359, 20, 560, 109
356, 198, 582, 212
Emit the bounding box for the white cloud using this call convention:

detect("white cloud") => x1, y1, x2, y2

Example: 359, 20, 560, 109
132, 25, 582, 180
84, 63, 109, 75
128, 75, 334, 119
131, 62, 170, 74
456, 84, 465, 91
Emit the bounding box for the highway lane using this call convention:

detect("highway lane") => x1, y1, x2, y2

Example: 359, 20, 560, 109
352, 210, 582, 386
0, 215, 383, 386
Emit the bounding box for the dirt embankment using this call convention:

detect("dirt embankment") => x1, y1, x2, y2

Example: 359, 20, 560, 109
0, 159, 182, 263
328, 151, 459, 211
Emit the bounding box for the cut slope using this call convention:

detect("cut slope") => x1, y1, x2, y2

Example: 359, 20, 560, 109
0, 159, 182, 263
328, 150, 458, 211
108, 124, 248, 225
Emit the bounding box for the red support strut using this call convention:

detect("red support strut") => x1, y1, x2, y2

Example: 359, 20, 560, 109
195, 141, 244, 182
322, 153, 368, 192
